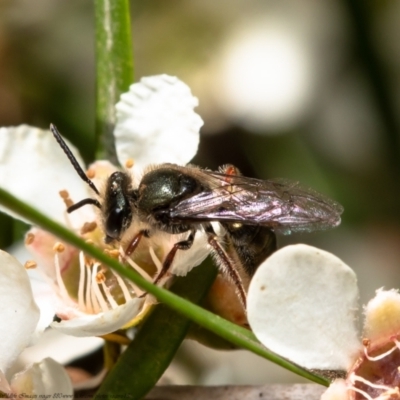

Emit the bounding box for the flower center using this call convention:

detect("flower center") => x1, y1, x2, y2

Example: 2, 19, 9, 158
53, 241, 162, 315
349, 338, 400, 400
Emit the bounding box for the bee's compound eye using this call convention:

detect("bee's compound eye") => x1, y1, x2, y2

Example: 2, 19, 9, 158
104, 207, 132, 242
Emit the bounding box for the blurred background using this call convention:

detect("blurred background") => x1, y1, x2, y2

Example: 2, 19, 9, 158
1, 0, 400, 386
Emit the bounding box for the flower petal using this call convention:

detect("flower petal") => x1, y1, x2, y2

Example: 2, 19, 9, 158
0, 370, 12, 394
0, 125, 94, 225
0, 250, 40, 372
10, 358, 72, 397
247, 244, 361, 370
320, 379, 350, 400
8, 240, 57, 335
16, 330, 103, 368
114, 75, 203, 170
363, 289, 400, 348
50, 298, 145, 337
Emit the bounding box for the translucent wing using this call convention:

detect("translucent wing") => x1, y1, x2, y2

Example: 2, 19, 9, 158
169, 172, 343, 234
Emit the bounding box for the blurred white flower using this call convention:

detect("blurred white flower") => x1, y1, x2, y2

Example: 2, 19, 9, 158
0, 75, 209, 337
214, 18, 315, 132
247, 244, 400, 399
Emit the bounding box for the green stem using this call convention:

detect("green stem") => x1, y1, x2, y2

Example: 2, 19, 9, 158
94, 0, 133, 162
0, 188, 329, 387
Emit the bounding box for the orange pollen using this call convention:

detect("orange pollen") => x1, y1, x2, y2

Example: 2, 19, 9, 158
25, 232, 35, 245
95, 271, 106, 284
81, 221, 98, 235
84, 255, 93, 266
362, 338, 371, 347
53, 242, 65, 253
86, 168, 95, 179
105, 249, 120, 259
24, 260, 37, 269
59, 190, 69, 199
85, 239, 95, 245
125, 158, 134, 168
59, 190, 74, 208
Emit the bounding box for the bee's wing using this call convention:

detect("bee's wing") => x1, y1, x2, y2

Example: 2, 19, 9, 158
169, 173, 343, 234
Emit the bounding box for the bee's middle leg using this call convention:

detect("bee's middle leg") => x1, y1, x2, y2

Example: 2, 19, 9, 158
153, 228, 197, 286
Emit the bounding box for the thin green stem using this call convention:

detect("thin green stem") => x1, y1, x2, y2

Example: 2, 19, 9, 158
94, 0, 133, 162
0, 188, 329, 387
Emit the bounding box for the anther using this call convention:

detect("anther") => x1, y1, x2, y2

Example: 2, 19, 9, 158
80, 221, 98, 235
362, 338, 370, 347
95, 271, 106, 284
86, 168, 95, 179
53, 242, 65, 253
25, 232, 35, 245
59, 190, 74, 208
59, 190, 69, 199
125, 159, 134, 168
24, 260, 37, 269
105, 249, 120, 259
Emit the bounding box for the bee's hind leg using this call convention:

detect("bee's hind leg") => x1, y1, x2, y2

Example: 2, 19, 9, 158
204, 223, 247, 309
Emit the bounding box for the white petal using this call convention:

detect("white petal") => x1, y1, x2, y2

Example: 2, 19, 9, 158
50, 298, 144, 337
15, 330, 103, 369
114, 75, 203, 170
28, 275, 58, 336
247, 244, 361, 370
0, 370, 12, 394
0, 125, 95, 225
320, 379, 350, 400
0, 250, 39, 372
7, 241, 56, 336
10, 358, 72, 397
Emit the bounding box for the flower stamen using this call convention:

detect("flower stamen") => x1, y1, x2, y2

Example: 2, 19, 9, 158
90, 265, 101, 314
81, 221, 98, 235
91, 263, 108, 313
53, 242, 65, 253
24, 260, 37, 269
363, 343, 398, 361
78, 252, 86, 310
125, 158, 134, 169
59, 189, 74, 208
149, 246, 162, 273
393, 338, 400, 350
85, 263, 94, 314
54, 250, 70, 302
100, 280, 118, 309
118, 245, 153, 282
347, 385, 374, 400
111, 269, 140, 300
350, 372, 393, 391
86, 168, 95, 179
25, 232, 35, 245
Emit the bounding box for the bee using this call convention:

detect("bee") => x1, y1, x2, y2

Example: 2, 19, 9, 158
50, 124, 343, 307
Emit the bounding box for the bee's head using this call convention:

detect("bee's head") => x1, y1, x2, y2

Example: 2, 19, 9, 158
50, 124, 133, 244
102, 171, 136, 243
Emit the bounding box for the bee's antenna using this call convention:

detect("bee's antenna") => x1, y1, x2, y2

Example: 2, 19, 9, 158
67, 198, 101, 213
50, 124, 100, 195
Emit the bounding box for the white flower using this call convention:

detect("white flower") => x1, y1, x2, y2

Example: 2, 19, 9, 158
0, 75, 209, 337
247, 244, 400, 400
0, 250, 72, 397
